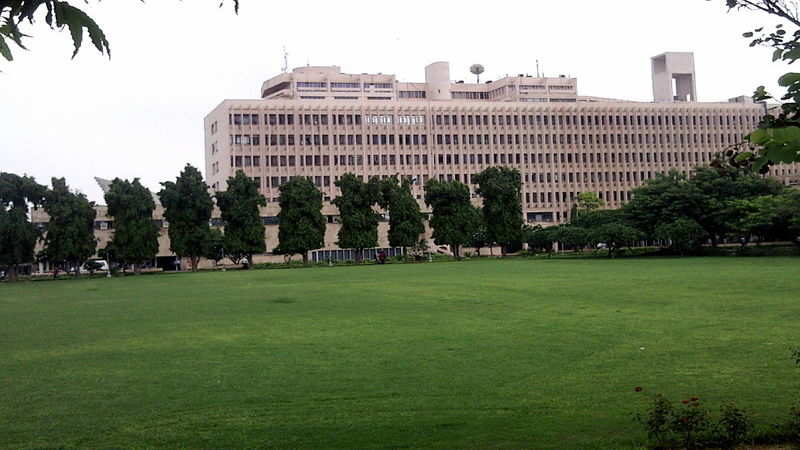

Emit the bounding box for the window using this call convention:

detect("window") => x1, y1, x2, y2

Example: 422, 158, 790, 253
331, 82, 361, 89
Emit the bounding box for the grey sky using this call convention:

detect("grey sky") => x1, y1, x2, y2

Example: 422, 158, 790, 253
0, 0, 792, 203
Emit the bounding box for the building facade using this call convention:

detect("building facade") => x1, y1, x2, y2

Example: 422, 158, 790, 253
205, 53, 799, 231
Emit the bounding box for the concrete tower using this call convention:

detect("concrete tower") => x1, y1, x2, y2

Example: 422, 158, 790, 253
425, 61, 452, 101
651, 52, 697, 102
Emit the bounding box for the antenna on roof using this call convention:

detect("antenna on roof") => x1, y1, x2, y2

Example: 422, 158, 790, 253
536, 59, 540, 78
470, 64, 485, 84
281, 46, 289, 73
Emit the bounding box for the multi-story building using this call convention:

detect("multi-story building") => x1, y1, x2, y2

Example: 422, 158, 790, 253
205, 52, 799, 230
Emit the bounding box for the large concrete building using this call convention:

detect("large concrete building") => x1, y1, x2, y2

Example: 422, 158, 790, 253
204, 53, 798, 231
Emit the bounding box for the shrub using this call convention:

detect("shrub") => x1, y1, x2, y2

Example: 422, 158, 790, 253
671, 397, 711, 449
785, 404, 800, 442
636, 394, 675, 447
714, 402, 752, 449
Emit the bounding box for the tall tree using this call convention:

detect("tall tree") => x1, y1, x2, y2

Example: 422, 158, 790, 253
378, 176, 425, 258
423, 179, 479, 260
474, 167, 524, 256
40, 177, 97, 277
158, 164, 214, 272
0, 1, 239, 62
273, 177, 325, 265
0, 172, 46, 281
333, 173, 381, 262
105, 178, 159, 275
216, 170, 265, 267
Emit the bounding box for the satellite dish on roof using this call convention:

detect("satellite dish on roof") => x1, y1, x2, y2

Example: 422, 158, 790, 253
470, 64, 485, 83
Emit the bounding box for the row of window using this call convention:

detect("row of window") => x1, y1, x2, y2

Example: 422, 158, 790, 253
229, 131, 742, 148
296, 81, 393, 89
227, 111, 759, 130
229, 150, 709, 171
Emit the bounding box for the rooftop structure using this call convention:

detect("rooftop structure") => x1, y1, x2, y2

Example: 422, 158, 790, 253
260, 62, 579, 103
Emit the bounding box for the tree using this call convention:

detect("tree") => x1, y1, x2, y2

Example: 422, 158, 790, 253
591, 222, 642, 258
655, 218, 708, 256
526, 225, 556, 256
333, 173, 381, 262
158, 164, 214, 272
105, 178, 159, 275
203, 228, 225, 267
730, 190, 800, 244
714, 0, 800, 170
468, 213, 490, 257
40, 177, 97, 277
688, 167, 785, 243
0, 0, 239, 62
576, 191, 604, 211
273, 177, 325, 265
622, 168, 781, 245
0, 172, 46, 281
423, 179, 479, 260
553, 225, 591, 252
378, 176, 425, 258
473, 167, 524, 256
216, 171, 265, 268
623, 170, 703, 240
571, 208, 624, 229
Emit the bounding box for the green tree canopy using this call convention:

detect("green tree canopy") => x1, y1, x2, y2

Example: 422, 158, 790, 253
333, 173, 381, 262
473, 167, 524, 255
216, 170, 266, 267
423, 179, 479, 260
0, 0, 238, 62
40, 177, 97, 276
654, 218, 708, 256
378, 176, 425, 256
526, 225, 556, 255
203, 227, 225, 266
273, 177, 326, 264
730, 190, 800, 244
158, 164, 214, 272
591, 223, 642, 258
553, 225, 591, 252
0, 172, 46, 281
105, 178, 159, 274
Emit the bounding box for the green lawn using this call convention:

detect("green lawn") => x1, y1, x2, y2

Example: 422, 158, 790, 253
1, 257, 799, 449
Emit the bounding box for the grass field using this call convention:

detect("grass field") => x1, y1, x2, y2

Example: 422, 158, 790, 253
1, 257, 799, 449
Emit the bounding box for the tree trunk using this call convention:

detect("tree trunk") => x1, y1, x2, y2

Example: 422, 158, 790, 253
500, 245, 507, 257
489, 246, 493, 257
53, 266, 59, 280
453, 245, 460, 260
74, 264, 81, 278
191, 257, 199, 272
134, 263, 141, 275
302, 253, 308, 265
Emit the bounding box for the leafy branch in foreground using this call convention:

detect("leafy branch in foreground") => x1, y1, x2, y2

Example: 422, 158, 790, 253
713, 0, 800, 171
0, 0, 239, 62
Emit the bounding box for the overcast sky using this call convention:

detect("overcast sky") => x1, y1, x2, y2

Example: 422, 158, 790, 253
0, 0, 793, 203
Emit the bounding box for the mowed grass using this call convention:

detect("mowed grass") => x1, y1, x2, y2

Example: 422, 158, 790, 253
1, 257, 799, 449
